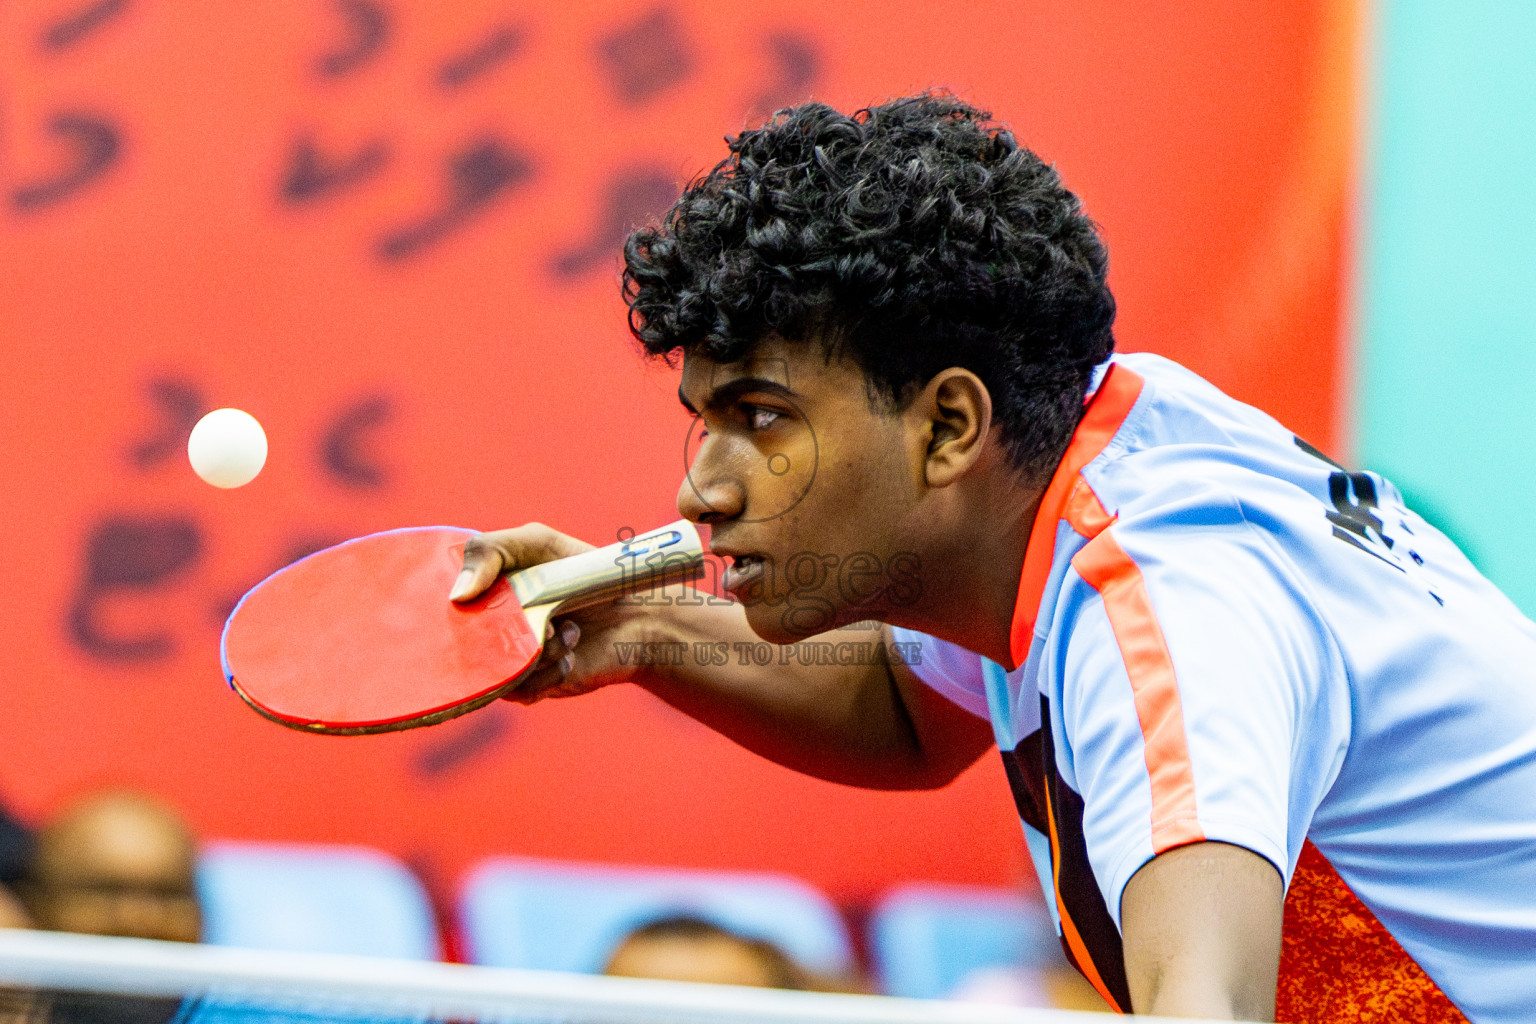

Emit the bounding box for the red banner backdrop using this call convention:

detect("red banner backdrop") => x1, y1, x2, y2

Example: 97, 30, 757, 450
0, 0, 1357, 907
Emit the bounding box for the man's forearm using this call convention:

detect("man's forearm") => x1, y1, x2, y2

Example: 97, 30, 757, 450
626, 601, 983, 789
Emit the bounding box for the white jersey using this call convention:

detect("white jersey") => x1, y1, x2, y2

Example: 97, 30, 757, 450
893, 353, 1536, 1023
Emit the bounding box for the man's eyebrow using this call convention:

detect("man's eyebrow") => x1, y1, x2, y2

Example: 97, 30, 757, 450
679, 377, 796, 414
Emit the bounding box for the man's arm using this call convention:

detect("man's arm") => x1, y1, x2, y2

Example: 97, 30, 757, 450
634, 600, 995, 790
453, 524, 995, 790
1121, 841, 1284, 1020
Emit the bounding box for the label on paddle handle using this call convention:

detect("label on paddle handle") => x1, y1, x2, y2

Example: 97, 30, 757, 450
508, 520, 704, 612
617, 529, 684, 560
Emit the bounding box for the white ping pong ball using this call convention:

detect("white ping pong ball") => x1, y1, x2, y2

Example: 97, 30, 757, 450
188, 408, 268, 489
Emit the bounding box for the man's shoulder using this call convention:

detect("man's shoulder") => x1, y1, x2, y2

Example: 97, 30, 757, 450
1081, 354, 1336, 543
1099, 352, 1313, 466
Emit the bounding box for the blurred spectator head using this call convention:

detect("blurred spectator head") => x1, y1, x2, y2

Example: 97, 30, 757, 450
20, 791, 200, 943
603, 915, 805, 989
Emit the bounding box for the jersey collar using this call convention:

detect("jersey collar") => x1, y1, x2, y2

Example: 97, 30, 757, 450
1006, 361, 1145, 668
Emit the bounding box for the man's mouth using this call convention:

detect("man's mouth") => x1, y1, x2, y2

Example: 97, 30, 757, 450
721, 554, 767, 597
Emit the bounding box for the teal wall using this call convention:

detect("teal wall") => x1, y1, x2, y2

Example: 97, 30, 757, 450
1359, 2, 1536, 613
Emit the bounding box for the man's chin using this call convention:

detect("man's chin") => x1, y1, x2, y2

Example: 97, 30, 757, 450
741, 606, 810, 646
741, 604, 858, 645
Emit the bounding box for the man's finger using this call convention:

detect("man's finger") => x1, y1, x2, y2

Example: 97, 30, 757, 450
542, 631, 570, 664
450, 525, 595, 603
501, 663, 562, 703
450, 536, 506, 602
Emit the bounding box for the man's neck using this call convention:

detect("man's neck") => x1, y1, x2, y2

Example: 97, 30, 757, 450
889, 466, 1045, 669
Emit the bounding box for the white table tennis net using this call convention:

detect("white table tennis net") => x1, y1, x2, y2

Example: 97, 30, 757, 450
0, 929, 1220, 1024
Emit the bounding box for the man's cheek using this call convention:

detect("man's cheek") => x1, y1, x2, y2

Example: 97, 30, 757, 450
781, 552, 837, 637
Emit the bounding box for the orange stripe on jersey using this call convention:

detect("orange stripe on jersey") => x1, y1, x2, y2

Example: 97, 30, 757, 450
1072, 531, 1204, 852
1043, 768, 1123, 1011
1064, 477, 1114, 539
1009, 364, 1145, 666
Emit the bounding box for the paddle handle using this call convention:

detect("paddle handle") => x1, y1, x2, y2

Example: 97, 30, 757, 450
507, 520, 705, 613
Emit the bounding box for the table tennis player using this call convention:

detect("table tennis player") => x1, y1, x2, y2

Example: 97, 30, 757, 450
452, 94, 1536, 1022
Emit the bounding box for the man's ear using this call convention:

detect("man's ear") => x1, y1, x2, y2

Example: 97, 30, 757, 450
910, 368, 994, 488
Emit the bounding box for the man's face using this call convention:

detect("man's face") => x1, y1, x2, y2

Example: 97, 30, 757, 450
678, 336, 924, 643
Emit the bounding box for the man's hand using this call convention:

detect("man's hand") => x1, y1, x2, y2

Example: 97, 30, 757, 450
450, 522, 648, 704
1121, 841, 1283, 1020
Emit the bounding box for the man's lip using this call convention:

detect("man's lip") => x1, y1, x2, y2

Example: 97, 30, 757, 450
719, 552, 767, 597
707, 541, 757, 562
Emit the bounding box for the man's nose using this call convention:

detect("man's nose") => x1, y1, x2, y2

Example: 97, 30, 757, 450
677, 436, 745, 525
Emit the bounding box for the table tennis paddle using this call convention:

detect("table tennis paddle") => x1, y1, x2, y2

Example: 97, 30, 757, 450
221, 521, 704, 734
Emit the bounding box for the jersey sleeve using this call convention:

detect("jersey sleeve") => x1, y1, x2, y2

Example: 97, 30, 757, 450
1050, 505, 1351, 929
886, 626, 993, 721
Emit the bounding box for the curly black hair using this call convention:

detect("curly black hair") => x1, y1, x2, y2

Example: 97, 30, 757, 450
623, 93, 1116, 482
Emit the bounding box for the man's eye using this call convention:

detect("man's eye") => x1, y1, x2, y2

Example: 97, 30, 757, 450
746, 406, 781, 430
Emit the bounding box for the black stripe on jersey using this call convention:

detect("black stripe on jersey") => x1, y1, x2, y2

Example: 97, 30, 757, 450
1000, 696, 1133, 1013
